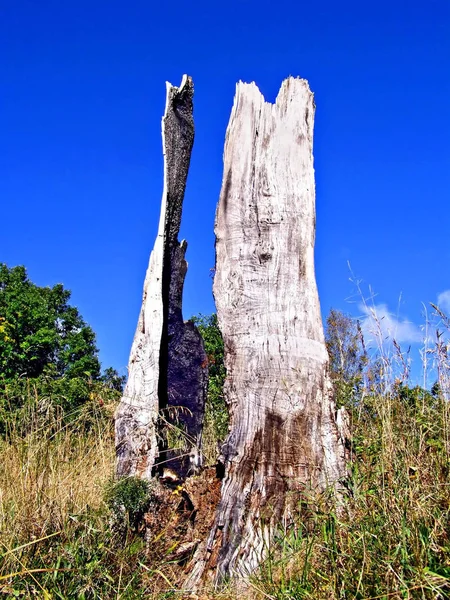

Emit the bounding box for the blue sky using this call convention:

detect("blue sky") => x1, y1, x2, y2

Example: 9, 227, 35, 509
1, 0, 449, 378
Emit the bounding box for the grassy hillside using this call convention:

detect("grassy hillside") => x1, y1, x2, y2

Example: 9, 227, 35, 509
1, 318, 450, 598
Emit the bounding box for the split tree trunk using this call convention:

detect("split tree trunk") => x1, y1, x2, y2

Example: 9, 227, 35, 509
115, 76, 207, 481
187, 77, 346, 585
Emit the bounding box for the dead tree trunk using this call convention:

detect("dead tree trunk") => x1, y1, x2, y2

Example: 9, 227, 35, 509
115, 75, 207, 481
187, 77, 346, 585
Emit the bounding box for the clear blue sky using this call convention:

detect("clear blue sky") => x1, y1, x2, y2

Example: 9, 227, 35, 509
1, 0, 449, 377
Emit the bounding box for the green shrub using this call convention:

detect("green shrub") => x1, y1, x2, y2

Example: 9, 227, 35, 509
105, 476, 152, 533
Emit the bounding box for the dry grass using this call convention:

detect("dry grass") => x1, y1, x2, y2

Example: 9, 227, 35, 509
0, 407, 114, 549
0, 394, 129, 598
1, 303, 450, 599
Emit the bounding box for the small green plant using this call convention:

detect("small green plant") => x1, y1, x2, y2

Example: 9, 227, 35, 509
105, 476, 152, 532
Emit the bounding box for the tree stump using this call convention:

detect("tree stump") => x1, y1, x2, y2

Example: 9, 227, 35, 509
115, 75, 208, 481
187, 77, 346, 586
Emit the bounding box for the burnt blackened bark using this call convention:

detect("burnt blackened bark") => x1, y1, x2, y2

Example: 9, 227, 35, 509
115, 75, 207, 481
163, 239, 208, 477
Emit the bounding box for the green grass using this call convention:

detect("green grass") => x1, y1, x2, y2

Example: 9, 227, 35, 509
1, 322, 450, 598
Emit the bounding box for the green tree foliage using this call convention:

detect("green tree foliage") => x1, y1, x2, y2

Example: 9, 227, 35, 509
0, 264, 123, 431
0, 263, 100, 380
101, 366, 127, 391
325, 308, 368, 407
191, 313, 228, 443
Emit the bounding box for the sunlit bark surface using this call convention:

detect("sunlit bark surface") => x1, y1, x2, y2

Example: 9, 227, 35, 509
187, 77, 346, 585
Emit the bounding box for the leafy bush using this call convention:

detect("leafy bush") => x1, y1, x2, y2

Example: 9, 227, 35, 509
105, 476, 152, 533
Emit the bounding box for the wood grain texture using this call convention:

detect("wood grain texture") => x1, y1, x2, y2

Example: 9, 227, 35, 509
187, 77, 346, 585
115, 76, 207, 480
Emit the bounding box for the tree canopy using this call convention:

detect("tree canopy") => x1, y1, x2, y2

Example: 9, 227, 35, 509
0, 263, 125, 432
325, 308, 368, 407
0, 264, 101, 381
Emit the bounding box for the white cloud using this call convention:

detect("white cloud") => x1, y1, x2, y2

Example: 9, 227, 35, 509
437, 290, 450, 313
359, 303, 422, 347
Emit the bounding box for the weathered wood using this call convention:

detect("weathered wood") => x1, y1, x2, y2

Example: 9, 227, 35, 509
115, 75, 207, 481
187, 77, 346, 585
